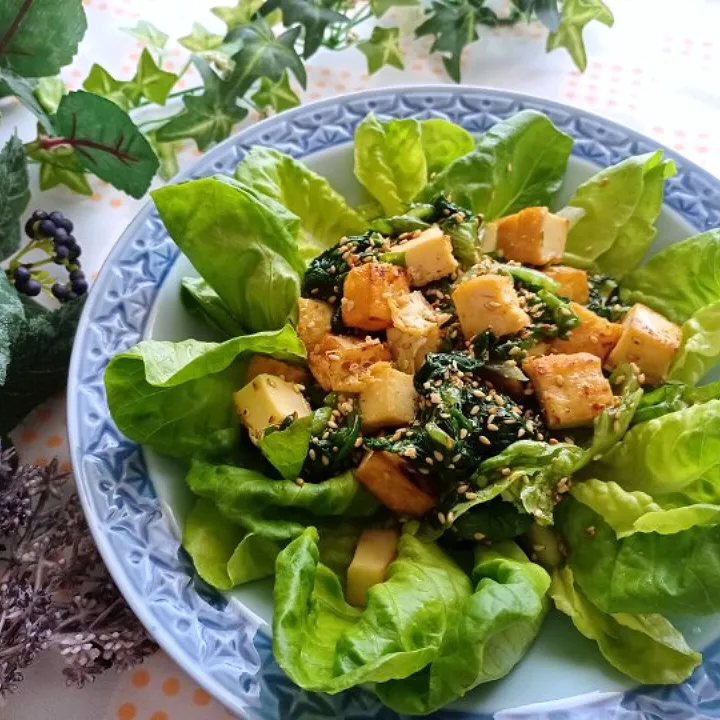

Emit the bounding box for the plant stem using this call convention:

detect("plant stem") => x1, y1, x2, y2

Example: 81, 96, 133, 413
134, 86, 200, 109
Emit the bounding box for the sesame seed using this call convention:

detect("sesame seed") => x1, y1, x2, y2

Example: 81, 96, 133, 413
488, 407, 498, 415
438, 512, 446, 524
479, 435, 491, 446
308, 449, 316, 460
465, 491, 477, 500
452, 453, 462, 463
474, 532, 485, 541
585, 526, 596, 537
426, 457, 434, 465
517, 428, 526, 437
321, 456, 330, 466
433, 450, 444, 462
470, 405, 480, 415
446, 511, 455, 524
419, 468, 430, 475
460, 428, 469, 439
295, 477, 305, 486
501, 468, 512, 476
457, 484, 469, 494
488, 423, 499, 432
354, 437, 364, 447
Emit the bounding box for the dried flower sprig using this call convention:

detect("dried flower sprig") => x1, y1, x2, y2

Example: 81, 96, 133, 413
0, 445, 156, 697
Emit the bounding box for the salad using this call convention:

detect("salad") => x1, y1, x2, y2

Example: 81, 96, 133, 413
104, 109, 720, 714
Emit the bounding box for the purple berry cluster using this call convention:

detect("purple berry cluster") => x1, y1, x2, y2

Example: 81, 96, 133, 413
14, 210, 88, 303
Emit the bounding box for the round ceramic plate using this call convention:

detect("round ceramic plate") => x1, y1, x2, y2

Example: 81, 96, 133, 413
68, 86, 720, 719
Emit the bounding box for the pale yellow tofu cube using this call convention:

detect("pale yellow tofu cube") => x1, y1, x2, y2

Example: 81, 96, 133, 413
297, 298, 333, 350
452, 273, 531, 339
341, 262, 410, 331
246, 355, 307, 384
482, 207, 568, 266
544, 266, 590, 304
605, 303, 682, 384
523, 353, 614, 429
346, 528, 399, 607
549, 303, 622, 362
359, 362, 417, 432
233, 373, 311, 442
387, 327, 441, 374
308, 334, 391, 392
396, 225, 459, 286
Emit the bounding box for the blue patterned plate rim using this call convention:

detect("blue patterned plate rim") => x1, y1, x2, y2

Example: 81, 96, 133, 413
67, 85, 720, 719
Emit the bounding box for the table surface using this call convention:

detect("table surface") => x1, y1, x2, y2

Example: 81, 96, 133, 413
3, 0, 720, 717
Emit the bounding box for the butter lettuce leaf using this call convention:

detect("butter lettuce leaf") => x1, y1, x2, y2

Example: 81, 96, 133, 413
420, 118, 474, 174
180, 276, 246, 338
668, 300, 720, 384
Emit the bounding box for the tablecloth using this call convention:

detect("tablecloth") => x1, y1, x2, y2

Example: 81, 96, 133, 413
3, 0, 720, 717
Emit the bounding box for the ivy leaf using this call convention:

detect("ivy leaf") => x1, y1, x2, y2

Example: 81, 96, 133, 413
121, 20, 168, 50
0, 0, 87, 77
277, 0, 348, 58
54, 91, 158, 198
226, 20, 307, 95
0, 297, 86, 435
370, 0, 419, 18
512, 0, 560, 31
156, 57, 248, 151
179, 23, 224, 52
358, 26, 404, 74
0, 274, 24, 387
124, 48, 178, 106
0, 136, 30, 262
0, 69, 55, 132
82, 64, 131, 110
251, 71, 300, 113
26, 141, 93, 196
546, 0, 613, 71
212, 0, 265, 29
416, 0, 497, 82
146, 130, 180, 181
34, 76, 67, 114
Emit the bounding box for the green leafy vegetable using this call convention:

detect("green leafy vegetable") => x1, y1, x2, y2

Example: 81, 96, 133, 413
152, 175, 304, 332
358, 26, 404, 74
180, 277, 246, 338
550, 566, 700, 684
251, 71, 300, 113
563, 151, 675, 276
178, 23, 224, 52
669, 301, 720, 384
420, 119, 474, 174
423, 110, 573, 218
0, 135, 30, 262
104, 326, 305, 459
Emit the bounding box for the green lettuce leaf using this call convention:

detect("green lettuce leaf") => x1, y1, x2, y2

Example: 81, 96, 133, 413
152, 176, 304, 333
233, 146, 367, 264
376, 542, 550, 714
632, 379, 720, 425
550, 566, 700, 684
104, 326, 305, 459
420, 118, 474, 174
423, 110, 573, 219
621, 229, 720, 324
668, 300, 720, 384
186, 462, 378, 542
354, 113, 427, 216
180, 276, 246, 338
563, 151, 675, 276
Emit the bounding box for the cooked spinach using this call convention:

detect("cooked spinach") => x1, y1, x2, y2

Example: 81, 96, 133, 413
587, 273, 629, 321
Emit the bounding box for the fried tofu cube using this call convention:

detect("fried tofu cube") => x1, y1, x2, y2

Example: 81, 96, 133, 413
549, 303, 622, 362
387, 327, 441, 374
482, 207, 568, 266
233, 373, 311, 442
395, 225, 459, 286
308, 334, 391, 392
346, 528, 399, 607
359, 363, 417, 432
355, 451, 435, 516
452, 273, 531, 339
297, 298, 333, 350
544, 266, 589, 304
341, 262, 410, 331
606, 303, 682, 384
523, 353, 614, 429
246, 355, 307, 384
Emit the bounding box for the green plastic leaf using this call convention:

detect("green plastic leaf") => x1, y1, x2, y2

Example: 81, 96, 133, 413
354, 113, 427, 215
178, 23, 224, 52
155, 57, 248, 151
0, 135, 30, 261
251, 71, 300, 113
550, 567, 700, 684
0, 0, 87, 77
180, 276, 246, 338
104, 326, 306, 459
55, 91, 158, 198
234, 146, 367, 264
121, 20, 168, 50
25, 141, 93, 196
145, 130, 179, 182
621, 229, 720, 325
82, 64, 131, 110
212, 0, 264, 29
424, 110, 573, 219
226, 20, 307, 95
277, 0, 348, 59
0, 273, 25, 388
125, 48, 178, 106
514, 0, 560, 30
34, 76, 66, 114
371, 0, 419, 18
420, 118, 474, 174
152, 175, 304, 332
669, 301, 720, 384
546, 0, 614, 71
563, 152, 675, 277
0, 70, 55, 132
358, 26, 404, 75
0, 297, 85, 434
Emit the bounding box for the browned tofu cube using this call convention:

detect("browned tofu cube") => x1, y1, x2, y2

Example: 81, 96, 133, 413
297, 298, 333, 350
524, 352, 614, 429
355, 451, 435, 516
606, 304, 682, 384
308, 334, 391, 392
549, 303, 622, 362
395, 226, 459, 286
544, 266, 589, 303
346, 528, 399, 607
452, 273, 531, 339
246, 355, 307, 384
341, 262, 410, 331
359, 363, 417, 432
481, 207, 568, 266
